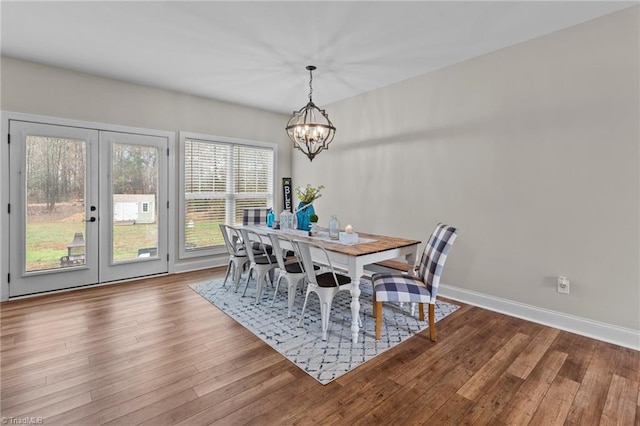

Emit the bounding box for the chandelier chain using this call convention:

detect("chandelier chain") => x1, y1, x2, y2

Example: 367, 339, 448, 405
308, 67, 313, 102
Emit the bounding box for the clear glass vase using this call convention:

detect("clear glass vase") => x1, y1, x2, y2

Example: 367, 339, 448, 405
328, 215, 340, 240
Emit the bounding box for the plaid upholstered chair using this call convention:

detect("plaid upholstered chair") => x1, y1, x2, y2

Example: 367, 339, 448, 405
242, 208, 271, 226
372, 223, 457, 342
242, 208, 273, 253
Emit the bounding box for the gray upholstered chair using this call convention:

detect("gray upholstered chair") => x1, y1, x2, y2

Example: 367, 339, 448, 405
371, 223, 457, 342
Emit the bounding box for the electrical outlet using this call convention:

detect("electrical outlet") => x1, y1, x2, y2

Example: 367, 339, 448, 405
557, 276, 570, 295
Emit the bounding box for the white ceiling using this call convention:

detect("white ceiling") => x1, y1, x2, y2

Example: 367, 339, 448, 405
1, 1, 634, 114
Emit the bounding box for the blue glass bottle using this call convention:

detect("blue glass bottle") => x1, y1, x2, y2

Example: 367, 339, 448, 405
266, 208, 275, 227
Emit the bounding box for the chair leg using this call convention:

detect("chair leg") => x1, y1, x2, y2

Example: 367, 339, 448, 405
233, 260, 245, 292
419, 303, 425, 321
372, 291, 377, 318
255, 271, 267, 304
242, 267, 254, 297
271, 273, 285, 307
429, 303, 436, 342
297, 288, 312, 326
286, 276, 301, 318
320, 300, 330, 340
222, 260, 233, 287
375, 301, 383, 339
320, 291, 335, 341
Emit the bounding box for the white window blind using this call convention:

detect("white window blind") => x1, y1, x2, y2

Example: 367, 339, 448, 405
184, 138, 274, 252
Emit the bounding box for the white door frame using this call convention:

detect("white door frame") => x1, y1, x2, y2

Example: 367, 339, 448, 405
99, 130, 169, 283
0, 111, 176, 300
7, 121, 100, 295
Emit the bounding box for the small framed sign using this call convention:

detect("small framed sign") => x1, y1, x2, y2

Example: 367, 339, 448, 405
282, 177, 293, 213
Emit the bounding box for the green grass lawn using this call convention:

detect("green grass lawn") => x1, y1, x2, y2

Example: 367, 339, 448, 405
26, 220, 225, 271
26, 222, 87, 270
185, 219, 225, 250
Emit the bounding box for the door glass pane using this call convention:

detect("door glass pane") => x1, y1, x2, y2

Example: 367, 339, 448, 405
112, 143, 159, 262
25, 136, 86, 272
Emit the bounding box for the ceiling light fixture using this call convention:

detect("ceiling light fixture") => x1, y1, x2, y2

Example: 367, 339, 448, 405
286, 65, 336, 162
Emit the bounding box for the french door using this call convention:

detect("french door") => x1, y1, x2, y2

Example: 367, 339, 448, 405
8, 120, 168, 297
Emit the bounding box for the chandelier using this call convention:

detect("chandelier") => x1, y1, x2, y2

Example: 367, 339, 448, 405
286, 65, 336, 161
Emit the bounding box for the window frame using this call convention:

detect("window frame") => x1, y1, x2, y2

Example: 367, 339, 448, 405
178, 131, 277, 260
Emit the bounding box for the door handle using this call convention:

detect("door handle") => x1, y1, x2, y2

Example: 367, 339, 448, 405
85, 217, 97, 222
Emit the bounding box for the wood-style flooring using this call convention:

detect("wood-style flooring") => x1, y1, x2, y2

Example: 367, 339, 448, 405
1, 269, 638, 425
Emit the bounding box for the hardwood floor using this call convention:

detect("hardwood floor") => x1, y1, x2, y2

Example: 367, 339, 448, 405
1, 269, 638, 425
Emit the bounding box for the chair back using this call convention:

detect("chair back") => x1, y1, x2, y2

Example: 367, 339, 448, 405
219, 224, 244, 256
242, 208, 271, 225
239, 228, 271, 264
417, 223, 458, 300
297, 240, 344, 287
267, 233, 288, 270
268, 233, 302, 271
296, 240, 319, 286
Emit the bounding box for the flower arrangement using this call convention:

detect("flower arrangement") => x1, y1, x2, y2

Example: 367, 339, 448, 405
295, 184, 325, 204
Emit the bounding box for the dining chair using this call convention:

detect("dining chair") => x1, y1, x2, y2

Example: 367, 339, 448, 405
242, 207, 273, 253
239, 228, 278, 304
268, 233, 319, 317
219, 224, 249, 291
296, 240, 353, 340
371, 223, 457, 342
242, 208, 271, 226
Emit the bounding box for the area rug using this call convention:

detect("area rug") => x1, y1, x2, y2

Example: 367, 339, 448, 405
191, 278, 459, 385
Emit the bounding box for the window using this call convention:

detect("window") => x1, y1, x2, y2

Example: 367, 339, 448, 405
180, 132, 275, 256
142, 202, 149, 213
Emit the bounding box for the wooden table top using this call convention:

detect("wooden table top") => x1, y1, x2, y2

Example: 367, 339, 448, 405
304, 231, 420, 257
244, 225, 421, 257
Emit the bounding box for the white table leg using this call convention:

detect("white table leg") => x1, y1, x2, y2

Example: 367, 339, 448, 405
406, 251, 417, 277
350, 276, 361, 343
406, 250, 418, 317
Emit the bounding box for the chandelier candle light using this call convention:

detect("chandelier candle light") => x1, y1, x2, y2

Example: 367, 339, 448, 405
286, 65, 336, 161
340, 224, 358, 244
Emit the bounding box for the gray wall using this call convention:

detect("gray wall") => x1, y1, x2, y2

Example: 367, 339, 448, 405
0, 56, 289, 143
0, 56, 291, 270
293, 7, 640, 331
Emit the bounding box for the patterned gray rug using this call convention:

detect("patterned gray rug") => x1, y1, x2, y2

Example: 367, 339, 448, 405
191, 278, 459, 385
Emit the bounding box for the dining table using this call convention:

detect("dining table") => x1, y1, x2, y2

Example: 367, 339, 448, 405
242, 225, 421, 344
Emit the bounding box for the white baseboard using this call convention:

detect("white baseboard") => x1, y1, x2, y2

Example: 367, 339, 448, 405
439, 284, 640, 351
173, 258, 223, 274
